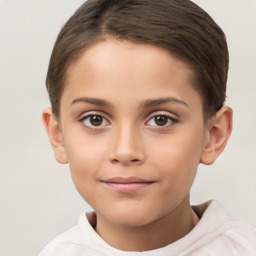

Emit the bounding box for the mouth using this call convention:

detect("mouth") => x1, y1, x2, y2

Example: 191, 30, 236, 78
101, 177, 155, 193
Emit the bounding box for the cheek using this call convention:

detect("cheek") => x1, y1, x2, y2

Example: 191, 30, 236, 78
63, 134, 107, 192
65, 131, 107, 167
150, 128, 204, 187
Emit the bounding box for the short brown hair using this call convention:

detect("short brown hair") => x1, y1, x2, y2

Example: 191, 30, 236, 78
46, 0, 229, 119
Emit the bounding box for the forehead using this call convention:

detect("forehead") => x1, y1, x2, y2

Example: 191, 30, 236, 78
61, 39, 202, 113
68, 39, 194, 83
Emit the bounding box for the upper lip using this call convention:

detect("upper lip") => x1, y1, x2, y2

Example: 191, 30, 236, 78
102, 176, 154, 184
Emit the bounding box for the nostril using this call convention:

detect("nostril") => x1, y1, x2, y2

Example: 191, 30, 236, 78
111, 158, 139, 163
109, 152, 146, 165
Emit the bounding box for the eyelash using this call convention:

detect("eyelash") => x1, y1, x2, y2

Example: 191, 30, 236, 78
78, 113, 110, 130
78, 112, 178, 130
145, 114, 178, 130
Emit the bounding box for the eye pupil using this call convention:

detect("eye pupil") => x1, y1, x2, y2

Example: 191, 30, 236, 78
90, 115, 103, 126
155, 115, 168, 126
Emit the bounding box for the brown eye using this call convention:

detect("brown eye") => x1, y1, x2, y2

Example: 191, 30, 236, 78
90, 115, 103, 126
82, 114, 108, 128
146, 114, 177, 128
154, 115, 169, 126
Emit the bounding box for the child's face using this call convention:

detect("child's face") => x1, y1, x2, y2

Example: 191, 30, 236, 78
57, 39, 209, 226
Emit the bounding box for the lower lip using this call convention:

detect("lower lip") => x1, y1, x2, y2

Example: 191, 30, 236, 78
103, 182, 153, 193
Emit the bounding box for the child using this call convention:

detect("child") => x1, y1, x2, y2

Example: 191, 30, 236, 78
40, 0, 256, 255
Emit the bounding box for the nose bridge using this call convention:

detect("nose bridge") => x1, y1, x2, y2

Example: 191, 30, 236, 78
109, 120, 145, 165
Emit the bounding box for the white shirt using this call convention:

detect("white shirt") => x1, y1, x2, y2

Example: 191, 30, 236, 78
39, 200, 256, 255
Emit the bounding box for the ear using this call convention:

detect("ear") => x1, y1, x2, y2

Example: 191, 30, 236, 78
200, 106, 233, 165
42, 108, 68, 164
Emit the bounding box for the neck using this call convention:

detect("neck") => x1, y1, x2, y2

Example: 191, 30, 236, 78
95, 197, 199, 252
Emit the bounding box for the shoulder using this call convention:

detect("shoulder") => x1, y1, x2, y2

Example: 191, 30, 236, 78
38, 211, 99, 256
38, 225, 84, 256
218, 215, 256, 254
191, 200, 256, 255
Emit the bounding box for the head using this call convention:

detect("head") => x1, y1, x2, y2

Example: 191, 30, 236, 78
42, 0, 232, 249
46, 0, 229, 120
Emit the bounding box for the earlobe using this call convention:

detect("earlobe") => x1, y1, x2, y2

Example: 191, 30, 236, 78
42, 108, 68, 164
200, 106, 233, 165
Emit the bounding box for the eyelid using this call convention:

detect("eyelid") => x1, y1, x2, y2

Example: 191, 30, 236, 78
146, 111, 178, 121
77, 110, 178, 130
78, 110, 110, 121
78, 111, 111, 129
145, 111, 179, 129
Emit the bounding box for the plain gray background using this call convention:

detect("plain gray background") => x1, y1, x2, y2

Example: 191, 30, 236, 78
0, 0, 255, 255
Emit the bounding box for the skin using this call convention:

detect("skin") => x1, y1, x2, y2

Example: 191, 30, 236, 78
43, 39, 232, 251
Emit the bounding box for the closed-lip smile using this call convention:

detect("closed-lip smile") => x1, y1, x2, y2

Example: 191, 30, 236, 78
101, 176, 155, 193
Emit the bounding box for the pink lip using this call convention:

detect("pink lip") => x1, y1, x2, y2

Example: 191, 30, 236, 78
101, 177, 155, 193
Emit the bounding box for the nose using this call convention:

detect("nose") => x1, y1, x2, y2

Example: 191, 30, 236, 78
108, 124, 146, 166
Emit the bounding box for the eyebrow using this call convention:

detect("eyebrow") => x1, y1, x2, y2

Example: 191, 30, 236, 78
71, 96, 189, 108
142, 97, 189, 108
71, 97, 111, 106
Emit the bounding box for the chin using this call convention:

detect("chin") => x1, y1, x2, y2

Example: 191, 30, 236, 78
103, 207, 157, 228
